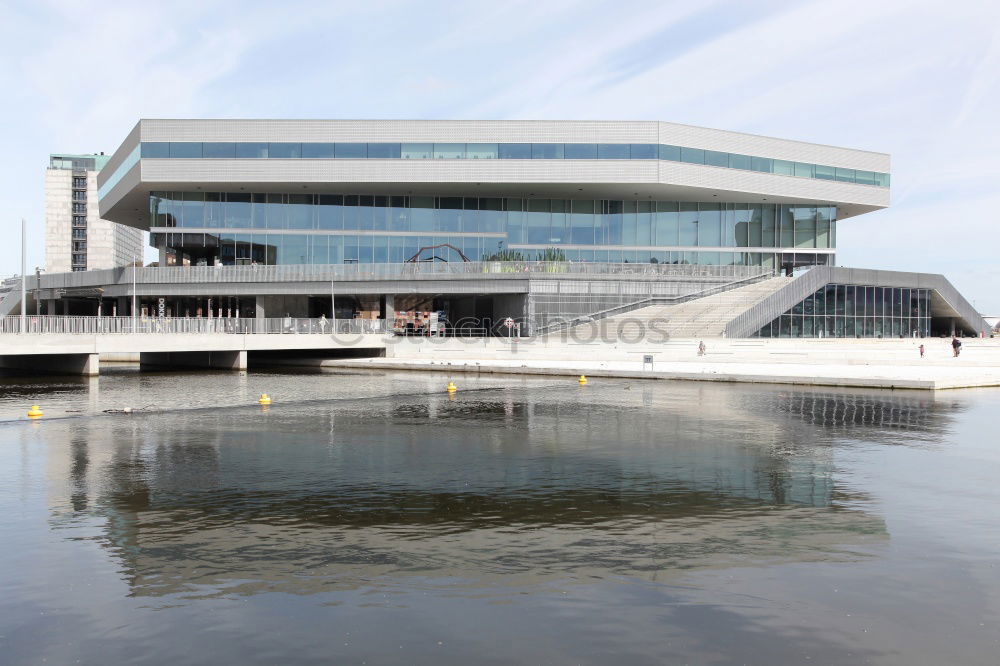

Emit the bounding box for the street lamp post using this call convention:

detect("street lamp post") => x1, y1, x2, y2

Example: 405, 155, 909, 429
132, 255, 137, 332
20, 218, 26, 334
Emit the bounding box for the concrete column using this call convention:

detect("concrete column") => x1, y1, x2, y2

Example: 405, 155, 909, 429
62, 300, 70, 315
158, 245, 168, 266
382, 294, 395, 322
45, 299, 56, 315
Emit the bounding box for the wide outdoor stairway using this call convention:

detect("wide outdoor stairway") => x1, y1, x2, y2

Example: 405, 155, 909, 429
591, 276, 790, 339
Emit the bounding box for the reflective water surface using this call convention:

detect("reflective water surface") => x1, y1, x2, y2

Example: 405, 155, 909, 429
1, 368, 998, 664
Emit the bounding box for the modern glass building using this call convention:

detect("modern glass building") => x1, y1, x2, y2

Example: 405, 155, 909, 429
97, 119, 890, 275
74, 119, 984, 337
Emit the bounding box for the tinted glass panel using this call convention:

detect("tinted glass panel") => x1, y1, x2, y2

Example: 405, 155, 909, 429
401, 143, 432, 159
855, 170, 876, 185
433, 143, 465, 159
466, 143, 498, 159
728, 153, 751, 170
750, 156, 772, 172
659, 145, 681, 161
498, 143, 531, 159
367, 143, 401, 158
597, 144, 629, 159
564, 144, 598, 159
335, 143, 367, 158
169, 143, 202, 158
235, 143, 268, 158
680, 147, 704, 164
773, 159, 794, 176
142, 142, 169, 158
202, 142, 236, 158
301, 143, 336, 158
835, 167, 855, 182
268, 143, 301, 158
629, 144, 657, 159
704, 150, 728, 167
531, 144, 564, 159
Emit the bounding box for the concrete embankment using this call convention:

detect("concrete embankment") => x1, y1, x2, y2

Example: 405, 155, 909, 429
313, 337, 1000, 390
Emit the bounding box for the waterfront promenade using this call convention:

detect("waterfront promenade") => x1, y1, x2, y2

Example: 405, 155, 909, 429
328, 337, 1000, 390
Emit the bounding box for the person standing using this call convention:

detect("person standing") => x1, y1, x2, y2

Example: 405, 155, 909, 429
919, 344, 925, 358
698, 341, 706, 356
951, 336, 962, 357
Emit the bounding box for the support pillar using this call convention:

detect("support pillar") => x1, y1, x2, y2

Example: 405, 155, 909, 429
382, 294, 395, 323
46, 299, 56, 315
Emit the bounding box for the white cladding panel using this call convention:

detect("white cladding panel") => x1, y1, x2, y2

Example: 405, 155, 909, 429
136, 119, 889, 173
138, 158, 888, 208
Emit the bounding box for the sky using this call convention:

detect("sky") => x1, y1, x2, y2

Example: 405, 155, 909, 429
0, 0, 998, 311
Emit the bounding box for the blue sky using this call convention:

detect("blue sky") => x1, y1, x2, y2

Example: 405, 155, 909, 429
1, 0, 998, 311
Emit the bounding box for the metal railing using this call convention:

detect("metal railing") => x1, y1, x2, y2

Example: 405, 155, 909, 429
31, 262, 773, 290
0, 315, 387, 335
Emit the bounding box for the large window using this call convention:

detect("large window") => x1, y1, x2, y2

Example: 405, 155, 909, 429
756, 285, 931, 339
135, 141, 889, 187
149, 191, 837, 264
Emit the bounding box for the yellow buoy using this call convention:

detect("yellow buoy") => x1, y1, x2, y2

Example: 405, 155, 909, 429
578, 375, 588, 385
446, 382, 457, 393
27, 405, 43, 418
258, 393, 272, 405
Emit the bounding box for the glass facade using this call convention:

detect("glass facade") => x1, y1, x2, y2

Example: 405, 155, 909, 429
755, 285, 931, 338
149, 192, 837, 267
137, 142, 890, 188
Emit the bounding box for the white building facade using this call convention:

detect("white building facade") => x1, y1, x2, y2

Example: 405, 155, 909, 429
45, 154, 144, 273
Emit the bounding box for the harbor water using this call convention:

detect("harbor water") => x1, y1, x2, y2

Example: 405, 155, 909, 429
0, 367, 998, 664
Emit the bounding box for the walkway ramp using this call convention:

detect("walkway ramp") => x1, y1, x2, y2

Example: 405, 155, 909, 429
587, 277, 789, 339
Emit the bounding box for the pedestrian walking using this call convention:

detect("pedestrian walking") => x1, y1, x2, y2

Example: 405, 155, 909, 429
951, 336, 962, 357
697, 340, 706, 356
318, 313, 328, 334
919, 344, 925, 358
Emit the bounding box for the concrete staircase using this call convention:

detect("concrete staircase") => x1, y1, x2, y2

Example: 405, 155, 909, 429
0, 279, 22, 317
588, 276, 790, 339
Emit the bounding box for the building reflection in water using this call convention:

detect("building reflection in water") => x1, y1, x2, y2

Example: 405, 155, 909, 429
40, 383, 957, 599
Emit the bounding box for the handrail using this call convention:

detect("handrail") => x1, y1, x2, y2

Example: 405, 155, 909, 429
0, 315, 387, 336
29, 262, 773, 290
